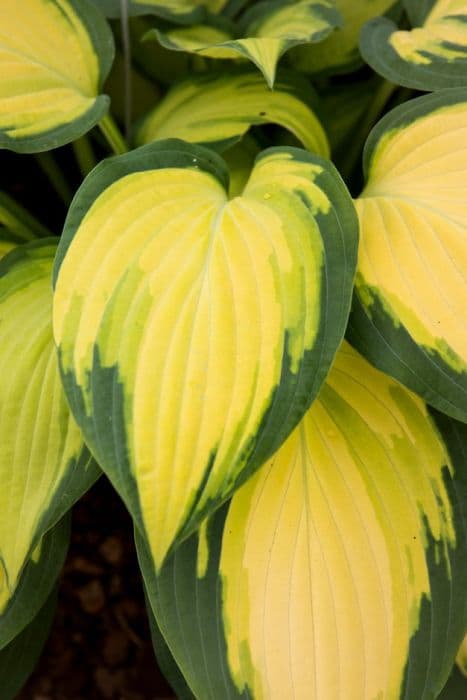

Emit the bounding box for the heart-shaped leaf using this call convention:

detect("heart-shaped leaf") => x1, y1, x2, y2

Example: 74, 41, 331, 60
139, 341, 467, 700
136, 69, 329, 156
348, 89, 467, 422
0, 0, 114, 152
360, 0, 467, 90
53, 139, 358, 570
0, 240, 99, 619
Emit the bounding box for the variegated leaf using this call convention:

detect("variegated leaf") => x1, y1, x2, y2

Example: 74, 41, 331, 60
290, 0, 398, 75
139, 341, 467, 700
348, 89, 467, 422
92, 0, 226, 22
0, 0, 114, 152
360, 0, 467, 90
0, 241, 99, 620
146, 0, 342, 87
136, 70, 330, 156
53, 139, 358, 571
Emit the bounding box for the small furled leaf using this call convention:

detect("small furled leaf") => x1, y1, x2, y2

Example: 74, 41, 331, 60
92, 0, 226, 21
360, 0, 467, 90
139, 342, 467, 700
0, 0, 114, 152
290, 0, 398, 75
136, 70, 330, 156
348, 89, 467, 422
0, 589, 57, 700
53, 139, 358, 571
0, 241, 99, 616
147, 0, 342, 87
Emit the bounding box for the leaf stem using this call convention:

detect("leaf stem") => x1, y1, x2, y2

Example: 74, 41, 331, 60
340, 79, 397, 182
98, 113, 128, 155
35, 151, 74, 206
72, 135, 97, 177
120, 0, 132, 140
0, 191, 52, 240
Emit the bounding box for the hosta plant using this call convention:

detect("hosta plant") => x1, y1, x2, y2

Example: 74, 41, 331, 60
0, 0, 466, 697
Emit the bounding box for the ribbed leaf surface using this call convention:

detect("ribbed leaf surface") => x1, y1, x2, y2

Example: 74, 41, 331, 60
348, 89, 467, 422
53, 139, 358, 570
136, 70, 329, 156
139, 342, 467, 700
0, 0, 114, 152
0, 241, 98, 617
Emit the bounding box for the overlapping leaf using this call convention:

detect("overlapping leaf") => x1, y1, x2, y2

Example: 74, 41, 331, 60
361, 0, 467, 90
0, 241, 99, 621
53, 138, 358, 571
139, 341, 467, 700
0, 0, 114, 152
290, 0, 398, 75
136, 70, 330, 156
146, 1, 342, 87
348, 89, 467, 422
92, 0, 227, 22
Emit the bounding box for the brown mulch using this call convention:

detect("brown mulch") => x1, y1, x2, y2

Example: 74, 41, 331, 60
17, 478, 176, 700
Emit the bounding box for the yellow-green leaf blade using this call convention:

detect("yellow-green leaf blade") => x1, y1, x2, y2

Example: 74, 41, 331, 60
360, 0, 467, 90
290, 0, 398, 75
0, 240, 98, 615
136, 70, 330, 157
349, 89, 467, 422
53, 139, 358, 571
139, 342, 467, 700
0, 0, 114, 152
92, 0, 226, 22
147, 0, 341, 87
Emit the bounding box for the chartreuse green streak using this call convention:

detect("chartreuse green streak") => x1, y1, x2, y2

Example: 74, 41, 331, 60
136, 69, 330, 157
139, 341, 467, 700
53, 139, 358, 571
349, 89, 467, 422
361, 0, 467, 89
0, 240, 97, 620
0, 0, 114, 152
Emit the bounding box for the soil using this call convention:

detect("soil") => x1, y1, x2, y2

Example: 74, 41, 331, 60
17, 477, 176, 700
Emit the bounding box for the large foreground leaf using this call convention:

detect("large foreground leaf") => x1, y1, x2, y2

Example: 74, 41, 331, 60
348, 89, 467, 422
147, 1, 341, 87
361, 0, 467, 90
53, 139, 358, 570
0, 0, 114, 152
136, 70, 330, 156
139, 341, 467, 700
290, 0, 398, 75
0, 241, 99, 617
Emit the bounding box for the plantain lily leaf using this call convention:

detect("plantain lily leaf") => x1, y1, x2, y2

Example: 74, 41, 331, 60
0, 240, 99, 619
146, 0, 342, 87
0, 588, 57, 700
348, 89, 467, 423
290, 0, 399, 75
360, 0, 467, 90
53, 138, 358, 571
92, 0, 226, 22
138, 341, 467, 700
0, 515, 69, 649
0, 0, 114, 153
0, 229, 23, 261
136, 70, 330, 156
